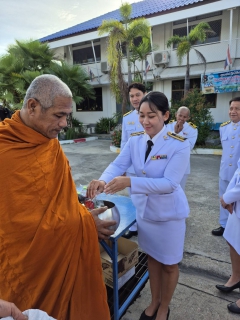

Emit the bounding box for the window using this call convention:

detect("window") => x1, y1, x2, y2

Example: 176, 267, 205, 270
173, 20, 221, 46
121, 37, 142, 56
172, 79, 216, 108
73, 45, 101, 64
76, 88, 103, 112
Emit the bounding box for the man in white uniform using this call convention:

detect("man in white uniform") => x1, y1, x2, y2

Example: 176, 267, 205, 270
167, 106, 198, 190
212, 97, 240, 236
121, 82, 146, 239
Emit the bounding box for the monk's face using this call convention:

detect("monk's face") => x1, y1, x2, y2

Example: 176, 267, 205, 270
30, 96, 73, 139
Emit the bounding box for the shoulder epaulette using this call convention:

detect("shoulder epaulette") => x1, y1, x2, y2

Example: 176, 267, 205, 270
130, 131, 145, 136
220, 120, 231, 127
123, 110, 133, 117
188, 122, 197, 129
169, 119, 175, 123
167, 132, 186, 142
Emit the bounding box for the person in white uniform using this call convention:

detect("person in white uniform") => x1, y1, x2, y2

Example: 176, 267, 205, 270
87, 92, 190, 320
166, 106, 198, 190
121, 83, 146, 239
212, 97, 240, 236
215, 158, 240, 314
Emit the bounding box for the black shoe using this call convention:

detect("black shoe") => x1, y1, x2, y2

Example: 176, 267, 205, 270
212, 226, 225, 236
227, 302, 240, 314
216, 281, 240, 293
139, 308, 158, 320
122, 230, 138, 239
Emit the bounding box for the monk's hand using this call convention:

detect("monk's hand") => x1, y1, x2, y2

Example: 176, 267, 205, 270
0, 299, 28, 320
104, 176, 131, 194
174, 122, 183, 134
87, 180, 106, 199
91, 206, 116, 239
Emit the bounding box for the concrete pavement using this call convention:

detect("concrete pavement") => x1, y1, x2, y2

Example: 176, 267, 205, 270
62, 140, 239, 320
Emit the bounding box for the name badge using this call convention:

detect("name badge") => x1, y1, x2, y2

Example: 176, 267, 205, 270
151, 155, 167, 160
127, 121, 135, 125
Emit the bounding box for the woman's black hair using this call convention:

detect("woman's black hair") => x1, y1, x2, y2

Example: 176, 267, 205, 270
139, 91, 171, 124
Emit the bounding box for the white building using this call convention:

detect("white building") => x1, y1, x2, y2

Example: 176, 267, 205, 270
40, 0, 240, 126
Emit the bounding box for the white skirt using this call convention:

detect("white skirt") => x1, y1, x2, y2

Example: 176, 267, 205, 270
224, 211, 240, 255
137, 216, 186, 265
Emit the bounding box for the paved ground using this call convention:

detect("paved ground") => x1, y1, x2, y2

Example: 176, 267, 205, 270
62, 140, 239, 320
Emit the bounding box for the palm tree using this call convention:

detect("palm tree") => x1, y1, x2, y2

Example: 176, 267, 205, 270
130, 37, 158, 85
0, 39, 94, 111
167, 22, 213, 96
46, 61, 95, 105
98, 2, 150, 114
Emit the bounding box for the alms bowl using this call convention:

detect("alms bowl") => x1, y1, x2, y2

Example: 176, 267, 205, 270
98, 200, 120, 232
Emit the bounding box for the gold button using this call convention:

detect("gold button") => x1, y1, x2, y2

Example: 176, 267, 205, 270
142, 171, 146, 174
230, 155, 233, 157
234, 128, 237, 130
231, 146, 234, 148
232, 136, 235, 139
229, 164, 232, 166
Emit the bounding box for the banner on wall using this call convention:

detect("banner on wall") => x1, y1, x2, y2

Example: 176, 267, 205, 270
201, 69, 240, 94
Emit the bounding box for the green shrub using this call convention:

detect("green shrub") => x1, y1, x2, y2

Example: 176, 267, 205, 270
95, 117, 118, 134
65, 127, 88, 140
111, 129, 122, 147
171, 88, 214, 145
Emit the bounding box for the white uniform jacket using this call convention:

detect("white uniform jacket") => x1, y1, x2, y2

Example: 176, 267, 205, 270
121, 110, 143, 175
100, 126, 190, 222
223, 158, 240, 219
220, 121, 240, 181
166, 120, 197, 175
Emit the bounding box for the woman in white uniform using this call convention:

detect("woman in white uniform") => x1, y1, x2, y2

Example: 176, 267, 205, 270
88, 92, 190, 320
216, 158, 240, 314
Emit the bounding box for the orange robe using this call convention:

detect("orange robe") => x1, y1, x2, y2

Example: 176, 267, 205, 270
0, 111, 110, 320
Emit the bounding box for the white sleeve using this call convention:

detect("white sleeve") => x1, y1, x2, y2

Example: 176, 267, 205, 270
120, 117, 128, 149
100, 140, 132, 183
187, 128, 198, 150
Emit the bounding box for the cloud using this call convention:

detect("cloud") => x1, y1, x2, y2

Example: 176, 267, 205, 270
58, 10, 77, 22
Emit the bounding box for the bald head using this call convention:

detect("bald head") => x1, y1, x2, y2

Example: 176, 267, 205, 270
175, 106, 190, 124
22, 74, 72, 109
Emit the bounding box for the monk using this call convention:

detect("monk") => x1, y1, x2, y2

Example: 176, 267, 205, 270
0, 74, 115, 320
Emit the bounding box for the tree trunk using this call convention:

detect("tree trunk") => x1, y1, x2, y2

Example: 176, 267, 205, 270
126, 45, 132, 85
184, 52, 190, 96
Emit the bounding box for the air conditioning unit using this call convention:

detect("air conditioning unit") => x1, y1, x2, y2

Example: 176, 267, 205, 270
101, 61, 109, 73
153, 51, 170, 66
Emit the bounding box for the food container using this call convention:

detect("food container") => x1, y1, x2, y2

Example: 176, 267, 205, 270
98, 200, 120, 232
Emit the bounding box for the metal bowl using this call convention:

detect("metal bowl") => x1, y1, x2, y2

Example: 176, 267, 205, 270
98, 200, 120, 232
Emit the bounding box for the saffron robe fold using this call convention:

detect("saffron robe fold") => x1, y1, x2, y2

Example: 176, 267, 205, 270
0, 111, 110, 320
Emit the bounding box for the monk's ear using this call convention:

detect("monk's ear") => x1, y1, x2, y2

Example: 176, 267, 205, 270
26, 98, 38, 115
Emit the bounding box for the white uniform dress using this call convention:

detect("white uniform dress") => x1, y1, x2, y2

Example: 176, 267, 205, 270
223, 158, 240, 254
121, 109, 143, 231
219, 120, 240, 228
166, 120, 198, 190
100, 126, 190, 264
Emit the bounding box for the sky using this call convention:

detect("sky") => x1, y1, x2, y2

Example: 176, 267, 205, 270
0, 0, 137, 56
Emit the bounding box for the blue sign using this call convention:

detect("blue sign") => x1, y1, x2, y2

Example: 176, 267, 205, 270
201, 69, 240, 94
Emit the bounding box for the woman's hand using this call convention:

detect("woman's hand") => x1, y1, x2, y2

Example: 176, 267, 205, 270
220, 197, 233, 214
0, 299, 28, 320
104, 176, 131, 194
87, 180, 106, 199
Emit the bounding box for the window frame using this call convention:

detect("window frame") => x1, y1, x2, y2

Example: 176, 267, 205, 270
76, 87, 103, 112
171, 78, 217, 108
